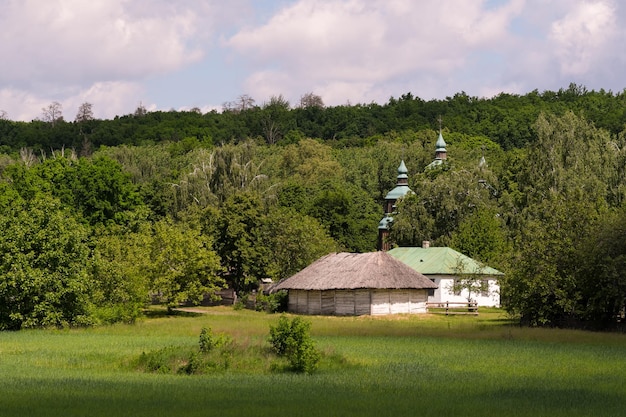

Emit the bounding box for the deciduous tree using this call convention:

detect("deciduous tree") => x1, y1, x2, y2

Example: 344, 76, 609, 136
149, 218, 224, 310
0, 194, 93, 330
41, 101, 63, 126
75, 102, 94, 122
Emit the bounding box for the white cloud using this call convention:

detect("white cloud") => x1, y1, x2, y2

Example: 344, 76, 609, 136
549, 0, 619, 76
0, 81, 144, 121
0, 0, 236, 120
3, 0, 626, 122
227, 0, 525, 105
0, 0, 206, 86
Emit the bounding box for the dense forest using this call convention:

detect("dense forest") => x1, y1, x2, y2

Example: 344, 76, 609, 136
1, 83, 626, 330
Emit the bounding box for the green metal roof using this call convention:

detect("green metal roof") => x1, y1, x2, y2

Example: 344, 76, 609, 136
387, 247, 503, 276
425, 159, 443, 170
384, 160, 412, 200
435, 132, 447, 151
378, 214, 393, 230
384, 185, 412, 200
397, 159, 408, 176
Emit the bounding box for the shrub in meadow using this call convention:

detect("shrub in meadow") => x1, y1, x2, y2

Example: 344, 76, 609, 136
269, 315, 320, 373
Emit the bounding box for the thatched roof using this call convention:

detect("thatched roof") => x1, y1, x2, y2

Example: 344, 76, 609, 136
271, 252, 438, 291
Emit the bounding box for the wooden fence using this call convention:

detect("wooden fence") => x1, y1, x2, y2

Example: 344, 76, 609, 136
426, 301, 478, 315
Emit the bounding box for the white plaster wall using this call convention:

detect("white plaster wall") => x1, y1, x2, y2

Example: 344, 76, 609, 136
428, 277, 500, 307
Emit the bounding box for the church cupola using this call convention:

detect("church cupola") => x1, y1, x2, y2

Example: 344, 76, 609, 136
435, 131, 447, 161
378, 160, 413, 251
425, 128, 449, 171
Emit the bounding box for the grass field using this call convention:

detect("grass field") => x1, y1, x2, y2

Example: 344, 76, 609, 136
1, 307, 626, 417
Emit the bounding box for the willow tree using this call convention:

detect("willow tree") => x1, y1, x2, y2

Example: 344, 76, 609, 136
504, 112, 613, 326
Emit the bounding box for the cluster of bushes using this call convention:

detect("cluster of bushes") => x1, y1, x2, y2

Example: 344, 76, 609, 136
136, 316, 322, 375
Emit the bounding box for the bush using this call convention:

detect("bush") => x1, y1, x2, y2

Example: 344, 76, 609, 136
137, 346, 191, 374
233, 294, 248, 311
255, 291, 288, 313
268, 315, 320, 373
199, 327, 230, 353
137, 328, 234, 375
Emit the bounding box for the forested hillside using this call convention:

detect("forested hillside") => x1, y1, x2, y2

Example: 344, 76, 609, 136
1, 84, 625, 330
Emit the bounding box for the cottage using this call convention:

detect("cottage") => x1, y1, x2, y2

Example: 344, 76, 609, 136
388, 244, 503, 307
270, 251, 437, 316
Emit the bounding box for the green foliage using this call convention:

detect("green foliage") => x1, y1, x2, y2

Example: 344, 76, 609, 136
4, 89, 626, 330
269, 315, 321, 373
5, 155, 145, 226
254, 291, 288, 313
137, 327, 235, 375
0, 195, 93, 330
136, 345, 189, 374
503, 112, 613, 326
449, 206, 510, 267
577, 209, 626, 325
307, 181, 380, 252
199, 327, 230, 353
391, 168, 496, 247
149, 218, 224, 309
259, 207, 336, 280
95, 144, 182, 218
279, 138, 343, 185
212, 193, 271, 292
199, 327, 214, 353
90, 225, 152, 324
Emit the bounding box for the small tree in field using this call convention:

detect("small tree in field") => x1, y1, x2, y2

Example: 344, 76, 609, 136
449, 276, 489, 303
448, 259, 489, 303
269, 315, 320, 373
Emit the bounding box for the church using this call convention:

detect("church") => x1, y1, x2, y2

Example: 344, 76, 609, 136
378, 130, 503, 307
271, 130, 503, 314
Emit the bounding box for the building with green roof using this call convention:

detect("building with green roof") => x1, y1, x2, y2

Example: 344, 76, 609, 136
388, 244, 503, 307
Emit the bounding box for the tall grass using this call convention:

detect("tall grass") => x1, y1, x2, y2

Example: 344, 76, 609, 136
1, 307, 625, 416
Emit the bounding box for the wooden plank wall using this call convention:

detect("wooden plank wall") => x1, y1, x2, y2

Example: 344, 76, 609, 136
288, 290, 299, 313
335, 290, 355, 315
355, 290, 371, 315
308, 291, 322, 315
409, 290, 428, 313
296, 290, 308, 314
371, 290, 390, 315
390, 290, 410, 314
289, 289, 429, 315
321, 291, 335, 315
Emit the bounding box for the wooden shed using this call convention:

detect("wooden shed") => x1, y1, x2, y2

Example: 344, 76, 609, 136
270, 252, 438, 316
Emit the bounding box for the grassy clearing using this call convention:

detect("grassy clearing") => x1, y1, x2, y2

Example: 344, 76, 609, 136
1, 307, 626, 416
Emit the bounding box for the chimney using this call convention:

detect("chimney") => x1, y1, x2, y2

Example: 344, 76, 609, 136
422, 240, 430, 248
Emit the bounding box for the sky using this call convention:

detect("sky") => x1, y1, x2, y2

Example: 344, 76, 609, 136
1, 0, 625, 121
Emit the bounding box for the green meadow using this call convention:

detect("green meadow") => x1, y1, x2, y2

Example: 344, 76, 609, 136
1, 308, 626, 417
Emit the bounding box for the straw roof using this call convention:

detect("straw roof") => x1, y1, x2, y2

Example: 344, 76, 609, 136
271, 252, 437, 291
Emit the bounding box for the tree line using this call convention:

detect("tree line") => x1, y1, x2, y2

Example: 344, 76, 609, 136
1, 84, 626, 330
2, 83, 626, 154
